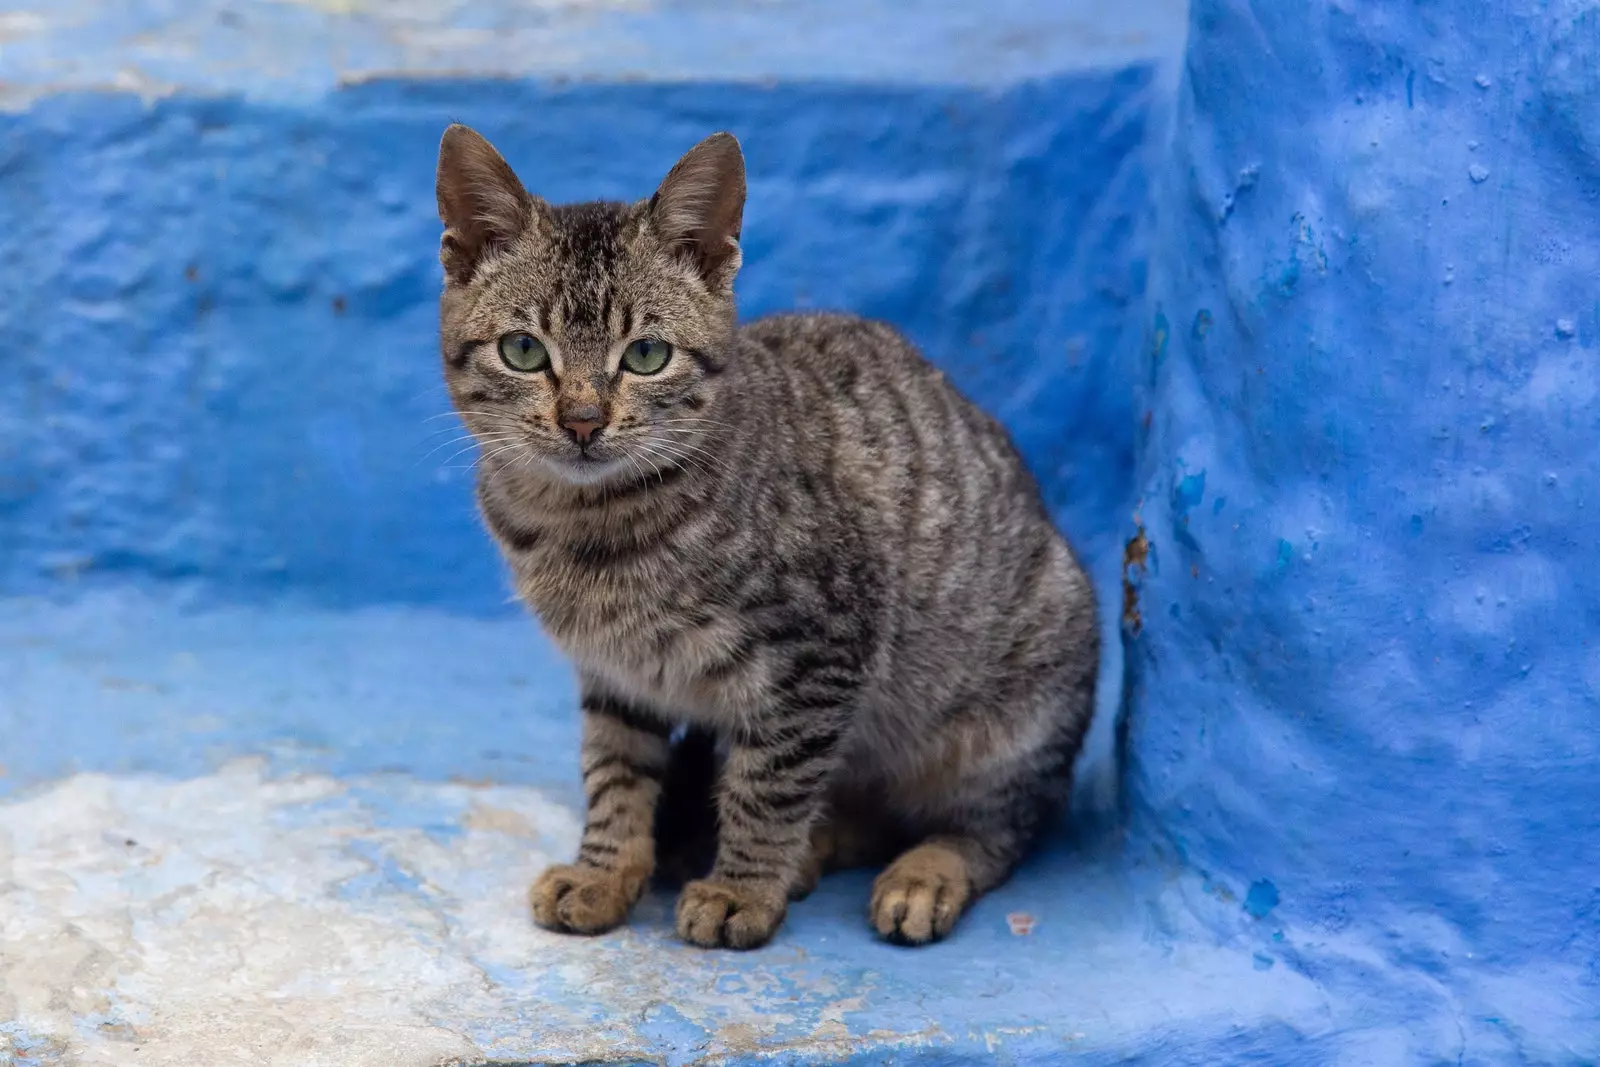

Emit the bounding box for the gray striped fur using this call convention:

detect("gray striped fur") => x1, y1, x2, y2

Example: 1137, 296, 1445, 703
436, 125, 1098, 948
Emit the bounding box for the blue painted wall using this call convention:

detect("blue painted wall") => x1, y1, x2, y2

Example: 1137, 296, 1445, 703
0, 75, 1154, 615
1127, 0, 1600, 1059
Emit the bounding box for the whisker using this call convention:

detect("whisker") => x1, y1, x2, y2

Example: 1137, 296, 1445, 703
445, 437, 529, 473
625, 447, 662, 490
512, 443, 555, 483
417, 439, 522, 471
424, 410, 528, 428
422, 422, 523, 443
414, 432, 521, 465
651, 429, 732, 453
642, 440, 719, 479
475, 441, 528, 470
651, 434, 724, 460
636, 447, 672, 486
646, 436, 727, 471
655, 418, 733, 431
440, 441, 499, 468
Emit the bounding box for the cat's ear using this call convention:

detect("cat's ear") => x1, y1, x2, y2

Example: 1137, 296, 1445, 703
648, 132, 746, 290
436, 124, 536, 284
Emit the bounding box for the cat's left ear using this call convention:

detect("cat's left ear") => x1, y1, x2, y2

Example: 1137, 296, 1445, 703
649, 132, 746, 291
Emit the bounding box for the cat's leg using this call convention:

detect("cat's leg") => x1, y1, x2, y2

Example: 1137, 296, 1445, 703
674, 716, 846, 949
873, 626, 1095, 945
870, 728, 1082, 945
869, 827, 1027, 946
789, 799, 897, 901
530, 691, 672, 935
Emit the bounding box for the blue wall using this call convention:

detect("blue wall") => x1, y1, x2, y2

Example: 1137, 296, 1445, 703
0, 75, 1153, 615
1127, 0, 1600, 1059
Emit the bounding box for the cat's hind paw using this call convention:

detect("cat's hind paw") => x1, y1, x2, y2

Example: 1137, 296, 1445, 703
870, 843, 973, 945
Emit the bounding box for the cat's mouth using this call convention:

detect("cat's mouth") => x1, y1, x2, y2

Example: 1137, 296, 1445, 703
545, 449, 627, 486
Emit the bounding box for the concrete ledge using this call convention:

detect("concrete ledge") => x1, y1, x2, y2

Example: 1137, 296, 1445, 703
0, 0, 1184, 107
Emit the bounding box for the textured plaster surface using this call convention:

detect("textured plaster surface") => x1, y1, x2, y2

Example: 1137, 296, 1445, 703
1125, 1, 1600, 1063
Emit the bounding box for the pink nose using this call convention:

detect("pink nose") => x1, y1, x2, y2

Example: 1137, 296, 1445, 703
559, 404, 607, 446
562, 419, 604, 445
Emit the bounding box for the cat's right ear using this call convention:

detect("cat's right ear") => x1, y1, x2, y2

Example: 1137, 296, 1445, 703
436, 124, 535, 285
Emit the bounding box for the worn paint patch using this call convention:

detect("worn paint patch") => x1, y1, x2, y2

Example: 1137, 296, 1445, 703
1121, 524, 1150, 634
0, 594, 1340, 1065
0, 761, 556, 1066
1243, 879, 1279, 920
0, 761, 1334, 1065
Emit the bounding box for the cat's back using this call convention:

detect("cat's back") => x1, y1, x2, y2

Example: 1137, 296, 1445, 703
734, 311, 1038, 514
734, 310, 1090, 637
736, 311, 939, 399
733, 311, 1095, 772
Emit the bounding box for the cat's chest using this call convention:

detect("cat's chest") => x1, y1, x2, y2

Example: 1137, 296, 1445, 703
512, 550, 765, 720
513, 548, 659, 642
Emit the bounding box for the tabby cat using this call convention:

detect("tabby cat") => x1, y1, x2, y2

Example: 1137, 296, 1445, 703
435, 125, 1099, 949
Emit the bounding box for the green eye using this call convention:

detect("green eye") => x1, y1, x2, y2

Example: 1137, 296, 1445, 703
498, 332, 550, 373
621, 338, 673, 375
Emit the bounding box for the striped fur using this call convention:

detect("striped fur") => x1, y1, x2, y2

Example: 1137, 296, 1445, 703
436, 126, 1099, 948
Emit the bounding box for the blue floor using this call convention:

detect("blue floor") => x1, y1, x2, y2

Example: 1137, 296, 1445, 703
0, 593, 1322, 1064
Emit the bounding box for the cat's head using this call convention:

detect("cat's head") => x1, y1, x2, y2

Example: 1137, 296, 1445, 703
435, 125, 745, 487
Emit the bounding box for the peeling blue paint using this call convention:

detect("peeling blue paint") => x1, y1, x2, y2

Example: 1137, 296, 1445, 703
1243, 880, 1279, 920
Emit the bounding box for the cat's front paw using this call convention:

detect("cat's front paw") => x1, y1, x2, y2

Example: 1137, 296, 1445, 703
530, 863, 642, 935
675, 878, 786, 949
870, 844, 973, 945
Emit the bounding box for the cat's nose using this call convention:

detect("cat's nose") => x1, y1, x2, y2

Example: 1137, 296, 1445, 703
559, 406, 607, 446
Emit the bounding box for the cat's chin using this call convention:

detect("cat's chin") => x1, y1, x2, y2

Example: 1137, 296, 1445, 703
539, 454, 632, 488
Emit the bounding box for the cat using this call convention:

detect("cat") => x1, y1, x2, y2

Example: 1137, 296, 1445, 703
434, 125, 1099, 949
